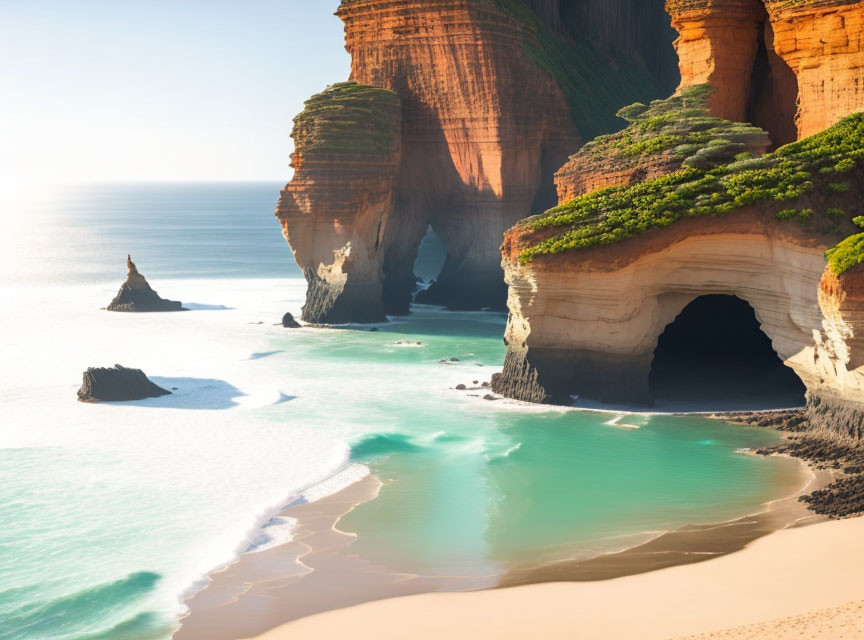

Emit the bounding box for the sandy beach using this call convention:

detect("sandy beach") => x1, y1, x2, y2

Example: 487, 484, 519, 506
174, 448, 830, 640
245, 515, 864, 640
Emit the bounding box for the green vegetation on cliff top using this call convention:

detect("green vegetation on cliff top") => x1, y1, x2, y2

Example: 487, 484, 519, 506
574, 85, 769, 172
292, 82, 400, 155
519, 105, 864, 275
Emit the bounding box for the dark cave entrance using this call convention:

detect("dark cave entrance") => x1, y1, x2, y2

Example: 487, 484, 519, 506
413, 226, 448, 293
746, 5, 799, 147
649, 295, 806, 410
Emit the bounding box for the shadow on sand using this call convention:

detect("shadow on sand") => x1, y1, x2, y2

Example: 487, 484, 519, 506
183, 303, 234, 311
108, 377, 246, 410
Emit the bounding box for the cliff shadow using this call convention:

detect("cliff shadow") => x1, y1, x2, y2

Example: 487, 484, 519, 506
649, 295, 806, 411
111, 377, 246, 410
746, 8, 800, 148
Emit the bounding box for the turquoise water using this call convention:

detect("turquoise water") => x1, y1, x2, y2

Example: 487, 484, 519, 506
0, 184, 804, 639
345, 411, 799, 576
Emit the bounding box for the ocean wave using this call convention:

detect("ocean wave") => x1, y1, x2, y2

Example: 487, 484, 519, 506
486, 442, 522, 464
78, 611, 170, 640
605, 415, 642, 430
0, 572, 161, 640
429, 431, 469, 444
350, 433, 424, 460
244, 516, 298, 554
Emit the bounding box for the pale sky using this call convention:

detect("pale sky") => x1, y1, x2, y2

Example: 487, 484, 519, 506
0, 0, 349, 184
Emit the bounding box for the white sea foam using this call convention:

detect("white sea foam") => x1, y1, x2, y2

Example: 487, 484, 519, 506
245, 517, 299, 554
605, 415, 641, 430
486, 442, 522, 462
0, 277, 367, 635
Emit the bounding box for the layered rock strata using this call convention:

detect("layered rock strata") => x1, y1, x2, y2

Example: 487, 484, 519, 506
812, 265, 864, 437
554, 85, 770, 201
668, 0, 864, 145
280, 0, 679, 321
276, 83, 401, 324
493, 114, 864, 438
78, 365, 171, 402
493, 214, 844, 404
766, 0, 864, 140
107, 256, 182, 312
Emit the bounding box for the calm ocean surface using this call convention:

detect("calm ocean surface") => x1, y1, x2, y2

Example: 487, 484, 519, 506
0, 183, 805, 639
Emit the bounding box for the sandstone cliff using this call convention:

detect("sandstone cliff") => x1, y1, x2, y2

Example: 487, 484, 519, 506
668, 0, 864, 145
276, 83, 401, 324
554, 85, 770, 201
493, 112, 864, 438
279, 0, 679, 322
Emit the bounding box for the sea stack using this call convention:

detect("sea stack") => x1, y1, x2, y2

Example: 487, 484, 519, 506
77, 365, 172, 402
107, 255, 183, 312
281, 312, 301, 328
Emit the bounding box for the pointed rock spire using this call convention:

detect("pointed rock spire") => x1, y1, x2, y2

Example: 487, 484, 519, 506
107, 255, 183, 312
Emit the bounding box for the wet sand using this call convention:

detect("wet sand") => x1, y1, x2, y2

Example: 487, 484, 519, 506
245, 515, 864, 640
174, 475, 493, 640
500, 459, 829, 586
175, 451, 824, 639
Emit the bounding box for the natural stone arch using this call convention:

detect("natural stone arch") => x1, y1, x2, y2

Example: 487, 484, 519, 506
492, 212, 835, 408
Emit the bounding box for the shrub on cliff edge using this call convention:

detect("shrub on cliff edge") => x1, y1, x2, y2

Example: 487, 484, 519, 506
518, 111, 864, 275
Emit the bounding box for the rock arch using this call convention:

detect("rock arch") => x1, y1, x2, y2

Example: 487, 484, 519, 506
648, 294, 807, 409
492, 211, 863, 426
278, 0, 679, 324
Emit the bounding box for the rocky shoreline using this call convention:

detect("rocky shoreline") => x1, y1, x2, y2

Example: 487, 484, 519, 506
714, 408, 864, 519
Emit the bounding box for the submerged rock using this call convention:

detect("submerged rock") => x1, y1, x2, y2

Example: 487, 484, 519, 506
107, 255, 183, 312
77, 365, 172, 402
281, 312, 301, 328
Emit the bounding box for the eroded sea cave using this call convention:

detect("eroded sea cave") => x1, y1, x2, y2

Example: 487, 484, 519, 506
649, 295, 807, 410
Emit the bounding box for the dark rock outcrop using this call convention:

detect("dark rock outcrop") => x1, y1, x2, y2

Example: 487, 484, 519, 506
281, 312, 301, 328
806, 392, 864, 440
77, 365, 172, 402
107, 256, 183, 312
757, 430, 864, 518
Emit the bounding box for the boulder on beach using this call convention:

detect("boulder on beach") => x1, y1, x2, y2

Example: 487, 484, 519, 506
77, 365, 172, 402
282, 312, 301, 328
107, 255, 183, 312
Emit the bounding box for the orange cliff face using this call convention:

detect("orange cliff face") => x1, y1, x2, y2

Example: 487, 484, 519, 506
276, 83, 402, 324
667, 0, 770, 124
278, 0, 679, 322
553, 0, 864, 204
336, 0, 578, 312
668, 0, 864, 146
767, 0, 864, 139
